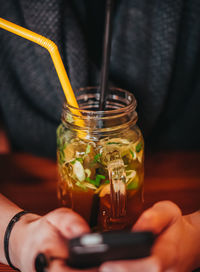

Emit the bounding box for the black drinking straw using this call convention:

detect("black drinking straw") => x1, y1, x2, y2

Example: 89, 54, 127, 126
99, 0, 114, 110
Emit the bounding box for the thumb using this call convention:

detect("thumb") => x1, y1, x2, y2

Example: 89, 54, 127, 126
133, 201, 182, 271
132, 201, 182, 234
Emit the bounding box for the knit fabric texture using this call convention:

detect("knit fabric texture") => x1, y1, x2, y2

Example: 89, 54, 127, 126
0, 0, 200, 158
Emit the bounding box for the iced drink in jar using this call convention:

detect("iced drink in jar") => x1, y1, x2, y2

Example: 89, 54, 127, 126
57, 87, 144, 231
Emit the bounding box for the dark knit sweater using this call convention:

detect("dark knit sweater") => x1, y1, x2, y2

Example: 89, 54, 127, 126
0, 0, 200, 158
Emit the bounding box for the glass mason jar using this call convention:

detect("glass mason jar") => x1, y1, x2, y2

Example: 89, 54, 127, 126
57, 87, 144, 231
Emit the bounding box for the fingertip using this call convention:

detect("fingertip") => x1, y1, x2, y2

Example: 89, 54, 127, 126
67, 220, 90, 238
100, 262, 125, 272
45, 208, 90, 238
99, 257, 161, 272
132, 210, 158, 232
132, 201, 182, 234
153, 201, 182, 218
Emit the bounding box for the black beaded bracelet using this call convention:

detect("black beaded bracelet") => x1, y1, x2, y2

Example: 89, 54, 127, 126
4, 210, 29, 271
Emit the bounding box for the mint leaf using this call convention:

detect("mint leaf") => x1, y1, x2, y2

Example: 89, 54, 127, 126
86, 174, 106, 187
58, 150, 65, 164
86, 177, 92, 182
95, 175, 105, 187
94, 177, 101, 187
127, 181, 139, 190
104, 180, 110, 184
56, 124, 63, 137
96, 174, 105, 180
86, 177, 98, 187
136, 142, 143, 153
71, 158, 83, 165
129, 149, 135, 159
63, 143, 67, 150
94, 153, 101, 163
71, 159, 76, 165
76, 158, 83, 163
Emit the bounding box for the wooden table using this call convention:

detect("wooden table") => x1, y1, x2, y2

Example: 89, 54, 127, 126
0, 151, 200, 271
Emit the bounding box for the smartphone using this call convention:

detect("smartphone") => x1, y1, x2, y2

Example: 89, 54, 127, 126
66, 231, 155, 269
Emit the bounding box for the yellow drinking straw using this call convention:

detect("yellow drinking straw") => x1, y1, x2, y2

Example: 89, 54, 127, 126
0, 17, 84, 130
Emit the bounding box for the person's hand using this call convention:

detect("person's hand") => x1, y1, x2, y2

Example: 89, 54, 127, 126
9, 207, 97, 272
99, 201, 200, 272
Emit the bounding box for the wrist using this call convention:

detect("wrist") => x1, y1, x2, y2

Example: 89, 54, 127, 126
9, 212, 40, 270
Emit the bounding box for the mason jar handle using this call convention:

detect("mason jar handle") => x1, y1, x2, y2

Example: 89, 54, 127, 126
108, 159, 127, 218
